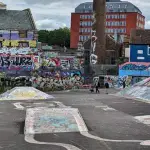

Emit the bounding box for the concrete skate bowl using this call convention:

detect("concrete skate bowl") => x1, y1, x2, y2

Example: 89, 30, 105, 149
0, 87, 54, 100
116, 78, 150, 102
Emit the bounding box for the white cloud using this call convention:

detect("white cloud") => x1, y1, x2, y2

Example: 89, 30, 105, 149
145, 21, 150, 29
36, 19, 67, 30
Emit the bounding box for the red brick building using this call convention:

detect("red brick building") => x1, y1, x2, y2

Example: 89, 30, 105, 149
70, 0, 145, 49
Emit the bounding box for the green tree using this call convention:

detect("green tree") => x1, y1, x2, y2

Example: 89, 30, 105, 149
38, 30, 49, 44
38, 27, 70, 48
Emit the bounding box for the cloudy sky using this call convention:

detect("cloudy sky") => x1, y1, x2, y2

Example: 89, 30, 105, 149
1, 0, 150, 30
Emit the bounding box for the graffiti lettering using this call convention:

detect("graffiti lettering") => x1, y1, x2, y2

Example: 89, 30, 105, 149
0, 47, 37, 55
120, 63, 150, 71
90, 30, 98, 64
42, 57, 83, 70
0, 56, 33, 67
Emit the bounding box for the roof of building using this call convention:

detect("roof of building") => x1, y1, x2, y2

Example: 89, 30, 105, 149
75, 1, 142, 14
0, 9, 36, 30
0, 2, 6, 6
130, 29, 150, 44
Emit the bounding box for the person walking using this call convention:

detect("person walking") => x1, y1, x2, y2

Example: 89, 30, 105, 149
95, 82, 100, 93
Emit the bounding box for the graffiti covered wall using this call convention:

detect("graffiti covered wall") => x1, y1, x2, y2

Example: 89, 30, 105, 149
41, 57, 83, 70
0, 47, 38, 55
119, 62, 150, 77
0, 74, 84, 91
0, 54, 39, 72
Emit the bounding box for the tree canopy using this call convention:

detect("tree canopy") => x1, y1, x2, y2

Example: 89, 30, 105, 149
38, 27, 70, 48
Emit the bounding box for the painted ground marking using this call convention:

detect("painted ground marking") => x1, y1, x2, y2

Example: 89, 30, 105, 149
24, 107, 150, 147
134, 115, 150, 125
25, 134, 81, 150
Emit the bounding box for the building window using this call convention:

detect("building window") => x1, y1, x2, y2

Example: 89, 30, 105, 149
124, 21, 126, 26
111, 22, 114, 26
80, 21, 82, 26
84, 22, 87, 26
87, 21, 90, 26
115, 15, 118, 19
83, 36, 86, 41
18, 42, 29, 47
85, 15, 87, 19
88, 28, 91, 33
80, 28, 84, 33
82, 22, 85, 26
123, 15, 126, 18
19, 31, 27, 38
107, 22, 110, 26
123, 28, 126, 33
79, 35, 84, 41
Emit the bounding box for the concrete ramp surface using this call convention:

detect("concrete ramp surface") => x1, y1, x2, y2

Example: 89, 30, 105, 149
25, 108, 88, 134
0, 87, 54, 100
116, 78, 150, 101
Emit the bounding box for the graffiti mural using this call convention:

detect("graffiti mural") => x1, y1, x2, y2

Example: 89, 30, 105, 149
102, 75, 146, 88
60, 58, 71, 70
44, 52, 58, 58
0, 55, 38, 71
0, 47, 38, 55
119, 62, 150, 77
120, 62, 150, 71
90, 30, 98, 65
0, 73, 84, 92
41, 57, 83, 70
41, 58, 60, 68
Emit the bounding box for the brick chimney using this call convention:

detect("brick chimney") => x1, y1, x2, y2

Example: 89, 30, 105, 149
93, 0, 106, 64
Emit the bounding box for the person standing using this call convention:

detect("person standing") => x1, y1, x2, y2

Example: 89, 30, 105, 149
123, 80, 126, 89
105, 82, 109, 94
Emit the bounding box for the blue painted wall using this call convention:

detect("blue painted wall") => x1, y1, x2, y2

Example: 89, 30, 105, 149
119, 70, 150, 77
130, 45, 150, 62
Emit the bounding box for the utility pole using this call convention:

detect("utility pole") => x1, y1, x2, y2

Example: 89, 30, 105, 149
93, 0, 106, 64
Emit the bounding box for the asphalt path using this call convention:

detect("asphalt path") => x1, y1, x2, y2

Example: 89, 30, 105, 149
0, 89, 150, 149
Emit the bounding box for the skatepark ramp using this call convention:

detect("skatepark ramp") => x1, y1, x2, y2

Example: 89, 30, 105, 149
0, 87, 54, 100
116, 78, 150, 101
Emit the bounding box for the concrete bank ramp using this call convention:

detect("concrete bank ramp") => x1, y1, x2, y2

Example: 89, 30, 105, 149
25, 108, 88, 134
116, 78, 150, 101
0, 87, 54, 100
